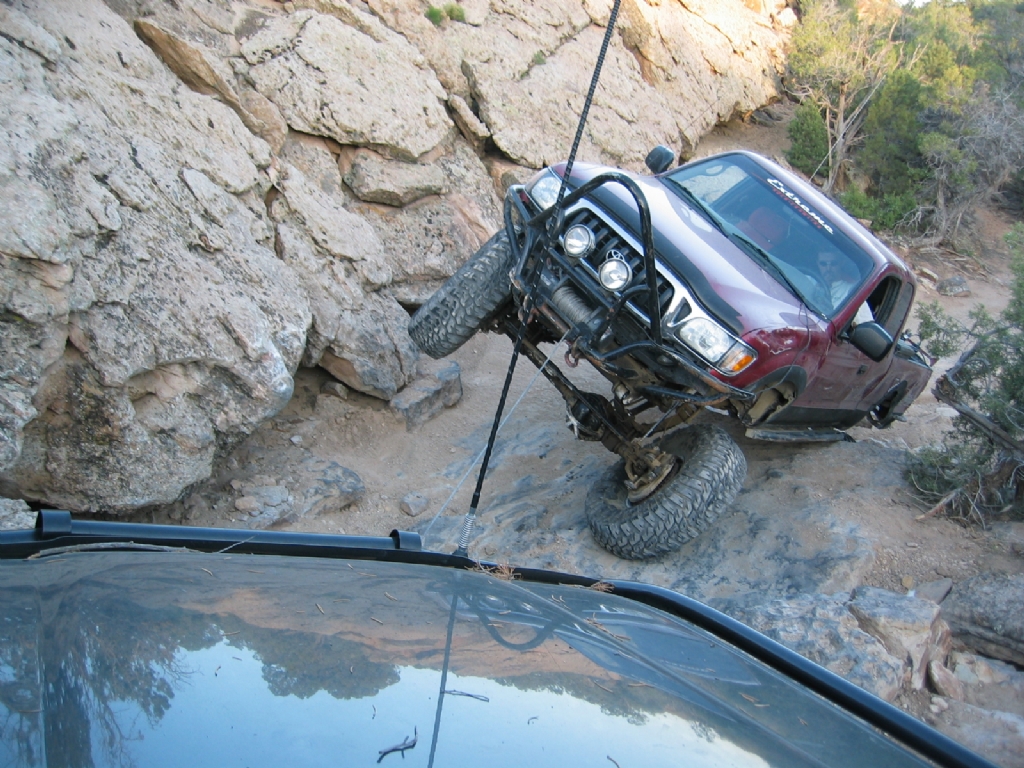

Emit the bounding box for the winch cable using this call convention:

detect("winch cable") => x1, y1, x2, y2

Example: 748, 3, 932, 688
452, 0, 623, 558
557, 0, 622, 207
453, 314, 530, 557
423, 329, 570, 547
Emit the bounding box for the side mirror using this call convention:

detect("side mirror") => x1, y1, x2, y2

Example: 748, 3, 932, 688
848, 321, 893, 362
645, 145, 675, 174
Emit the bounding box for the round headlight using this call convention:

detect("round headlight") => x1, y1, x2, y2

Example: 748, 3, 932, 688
598, 256, 632, 291
562, 225, 594, 260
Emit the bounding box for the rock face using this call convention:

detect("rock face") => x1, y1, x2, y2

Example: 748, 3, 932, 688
241, 10, 453, 161
0, 0, 788, 513
367, 0, 790, 165
942, 573, 1024, 667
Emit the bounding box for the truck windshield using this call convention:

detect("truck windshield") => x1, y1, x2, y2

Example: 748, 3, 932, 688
664, 155, 874, 318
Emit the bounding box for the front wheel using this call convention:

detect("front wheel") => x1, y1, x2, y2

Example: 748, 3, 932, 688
585, 424, 746, 560
408, 230, 515, 359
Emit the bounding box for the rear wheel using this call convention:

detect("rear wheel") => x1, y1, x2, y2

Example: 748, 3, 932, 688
408, 230, 515, 359
585, 424, 746, 560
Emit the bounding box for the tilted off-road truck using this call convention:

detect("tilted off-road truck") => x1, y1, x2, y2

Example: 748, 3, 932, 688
409, 148, 932, 559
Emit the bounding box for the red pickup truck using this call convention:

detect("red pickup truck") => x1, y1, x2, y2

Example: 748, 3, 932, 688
410, 149, 931, 559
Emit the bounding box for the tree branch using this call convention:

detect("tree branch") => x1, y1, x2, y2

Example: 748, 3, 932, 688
933, 374, 1024, 457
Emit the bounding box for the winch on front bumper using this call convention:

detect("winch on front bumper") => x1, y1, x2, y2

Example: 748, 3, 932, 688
501, 172, 756, 417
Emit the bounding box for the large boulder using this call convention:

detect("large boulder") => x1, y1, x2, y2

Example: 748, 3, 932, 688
848, 585, 952, 690
240, 10, 453, 161
942, 573, 1024, 667
733, 588, 954, 702
0, 0, 309, 513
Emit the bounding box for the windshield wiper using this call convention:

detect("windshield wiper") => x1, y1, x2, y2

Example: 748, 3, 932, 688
667, 181, 728, 236
728, 230, 811, 306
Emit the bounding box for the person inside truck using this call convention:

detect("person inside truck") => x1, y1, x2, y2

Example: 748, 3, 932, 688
817, 250, 873, 324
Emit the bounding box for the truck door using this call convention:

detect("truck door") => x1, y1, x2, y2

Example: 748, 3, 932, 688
795, 275, 907, 427
852, 277, 917, 413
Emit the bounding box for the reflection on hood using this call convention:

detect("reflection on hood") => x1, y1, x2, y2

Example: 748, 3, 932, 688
0, 552, 933, 768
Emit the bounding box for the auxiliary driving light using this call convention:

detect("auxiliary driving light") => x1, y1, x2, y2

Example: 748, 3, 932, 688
562, 224, 595, 260
598, 254, 632, 291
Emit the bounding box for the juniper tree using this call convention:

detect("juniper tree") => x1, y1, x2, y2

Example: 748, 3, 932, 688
908, 224, 1024, 523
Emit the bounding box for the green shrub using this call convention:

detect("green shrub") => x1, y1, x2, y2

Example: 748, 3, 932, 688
859, 69, 924, 196
786, 101, 829, 178
425, 6, 444, 25
838, 188, 917, 231
838, 187, 875, 221
444, 3, 465, 22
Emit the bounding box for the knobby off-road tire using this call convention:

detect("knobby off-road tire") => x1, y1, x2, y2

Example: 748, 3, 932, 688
585, 424, 746, 560
408, 230, 516, 359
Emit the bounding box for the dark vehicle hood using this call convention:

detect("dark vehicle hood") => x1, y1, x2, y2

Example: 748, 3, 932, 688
560, 162, 812, 337
0, 551, 938, 768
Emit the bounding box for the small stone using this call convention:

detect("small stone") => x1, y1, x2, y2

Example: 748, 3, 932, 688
248, 508, 260, 517
229, 479, 244, 491
906, 541, 919, 548
290, 435, 303, 445
234, 496, 261, 513
928, 660, 965, 700
320, 381, 348, 400
936, 275, 971, 297
390, 361, 462, 430
953, 662, 980, 686
253, 485, 290, 507
902, 575, 915, 590
400, 492, 429, 517
930, 696, 949, 712
913, 578, 954, 604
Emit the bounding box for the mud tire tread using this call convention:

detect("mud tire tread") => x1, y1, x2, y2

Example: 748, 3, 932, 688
408, 230, 515, 359
585, 424, 746, 560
